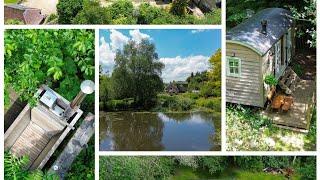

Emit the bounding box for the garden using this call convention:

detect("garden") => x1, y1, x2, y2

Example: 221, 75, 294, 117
52, 0, 220, 24
99, 156, 316, 180
4, 29, 95, 179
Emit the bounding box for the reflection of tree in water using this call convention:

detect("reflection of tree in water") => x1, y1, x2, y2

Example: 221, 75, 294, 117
105, 112, 165, 151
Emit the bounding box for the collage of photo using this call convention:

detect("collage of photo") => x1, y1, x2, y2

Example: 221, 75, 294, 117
2, 0, 318, 179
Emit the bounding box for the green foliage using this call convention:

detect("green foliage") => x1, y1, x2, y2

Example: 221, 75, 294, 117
56, 1, 220, 24
156, 94, 194, 111
105, 98, 135, 111
5, 19, 24, 25
99, 156, 175, 180
4, 151, 58, 180
261, 157, 290, 169
199, 157, 228, 174
196, 98, 221, 111
235, 157, 264, 171
297, 157, 316, 180
57, 0, 84, 24
264, 75, 278, 86
66, 138, 95, 180
111, 40, 164, 108
292, 64, 303, 77
73, 1, 112, 24
227, 104, 316, 151
170, 0, 188, 16
4, 29, 94, 109
226, 0, 315, 48
137, 3, 162, 24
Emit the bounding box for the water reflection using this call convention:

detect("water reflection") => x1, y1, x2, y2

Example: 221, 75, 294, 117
99, 111, 220, 151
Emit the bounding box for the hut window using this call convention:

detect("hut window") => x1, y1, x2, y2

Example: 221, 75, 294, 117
227, 57, 241, 77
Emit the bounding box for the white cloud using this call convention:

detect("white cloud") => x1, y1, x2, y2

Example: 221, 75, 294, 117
99, 37, 116, 74
191, 29, 206, 34
100, 29, 153, 73
109, 29, 129, 51
129, 29, 151, 43
160, 55, 210, 82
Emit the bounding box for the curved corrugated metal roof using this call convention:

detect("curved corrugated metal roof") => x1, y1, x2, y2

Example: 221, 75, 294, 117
227, 8, 293, 56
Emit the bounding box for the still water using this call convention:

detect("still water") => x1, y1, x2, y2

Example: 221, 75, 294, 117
99, 111, 220, 151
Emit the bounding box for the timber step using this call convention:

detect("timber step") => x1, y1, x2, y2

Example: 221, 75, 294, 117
278, 67, 301, 95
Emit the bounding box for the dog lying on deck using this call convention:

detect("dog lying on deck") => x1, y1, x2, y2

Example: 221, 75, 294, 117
282, 96, 294, 111
271, 95, 285, 110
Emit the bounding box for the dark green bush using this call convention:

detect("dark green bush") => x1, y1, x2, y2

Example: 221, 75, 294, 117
73, 1, 112, 24
108, 0, 134, 20
137, 3, 163, 24
262, 157, 290, 168
170, 0, 188, 16
235, 157, 264, 171
199, 157, 228, 174
99, 157, 175, 180
106, 98, 135, 111
57, 0, 84, 24
297, 157, 316, 180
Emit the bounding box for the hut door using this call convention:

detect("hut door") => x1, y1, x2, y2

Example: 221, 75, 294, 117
274, 41, 281, 79
286, 29, 292, 64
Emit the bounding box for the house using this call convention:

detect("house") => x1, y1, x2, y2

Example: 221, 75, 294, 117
165, 81, 188, 94
5, 4, 46, 25
226, 8, 295, 107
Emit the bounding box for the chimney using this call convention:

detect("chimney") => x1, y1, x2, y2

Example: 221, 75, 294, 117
70, 80, 95, 109
261, 20, 267, 35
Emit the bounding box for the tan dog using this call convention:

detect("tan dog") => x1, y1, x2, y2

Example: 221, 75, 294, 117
282, 96, 294, 111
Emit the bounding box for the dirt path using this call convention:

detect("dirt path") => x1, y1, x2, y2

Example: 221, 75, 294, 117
21, 0, 58, 15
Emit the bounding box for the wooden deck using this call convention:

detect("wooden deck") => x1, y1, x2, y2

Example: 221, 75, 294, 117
10, 121, 50, 168
261, 80, 315, 132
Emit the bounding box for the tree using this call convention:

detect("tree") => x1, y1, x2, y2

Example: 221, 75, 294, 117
208, 49, 221, 82
73, 1, 112, 24
57, 0, 84, 24
111, 40, 164, 108
4, 30, 95, 109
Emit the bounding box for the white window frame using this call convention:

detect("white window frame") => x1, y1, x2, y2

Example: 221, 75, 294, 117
227, 56, 241, 77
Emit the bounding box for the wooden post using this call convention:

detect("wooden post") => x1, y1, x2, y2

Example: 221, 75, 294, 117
49, 113, 95, 179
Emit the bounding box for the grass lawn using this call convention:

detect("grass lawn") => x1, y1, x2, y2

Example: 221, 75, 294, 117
169, 167, 300, 180
4, 0, 19, 3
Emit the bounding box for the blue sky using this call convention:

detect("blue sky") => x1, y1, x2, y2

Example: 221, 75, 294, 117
99, 29, 221, 82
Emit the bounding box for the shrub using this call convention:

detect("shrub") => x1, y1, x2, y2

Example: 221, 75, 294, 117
108, 0, 134, 20
106, 98, 135, 111
264, 74, 278, 86
5, 19, 24, 25
262, 156, 290, 168
235, 157, 264, 171
198, 157, 228, 174
157, 94, 194, 111
137, 3, 162, 24
99, 157, 175, 180
73, 1, 112, 24
57, 0, 84, 24
170, 0, 188, 16
196, 98, 221, 111
297, 157, 316, 180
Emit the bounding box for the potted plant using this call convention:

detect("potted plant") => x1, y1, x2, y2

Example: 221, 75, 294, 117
264, 75, 278, 101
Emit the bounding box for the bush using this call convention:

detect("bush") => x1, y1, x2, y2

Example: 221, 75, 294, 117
262, 156, 290, 168
5, 19, 24, 25
106, 98, 135, 111
298, 157, 316, 180
137, 3, 162, 24
198, 157, 228, 174
156, 94, 195, 111
170, 0, 188, 16
73, 1, 112, 24
108, 0, 134, 20
99, 157, 175, 180
235, 157, 264, 172
196, 98, 221, 111
57, 0, 84, 24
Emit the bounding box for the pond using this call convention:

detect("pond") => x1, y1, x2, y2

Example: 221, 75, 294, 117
99, 111, 220, 151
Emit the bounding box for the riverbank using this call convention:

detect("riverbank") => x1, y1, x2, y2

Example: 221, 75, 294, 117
100, 92, 221, 113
